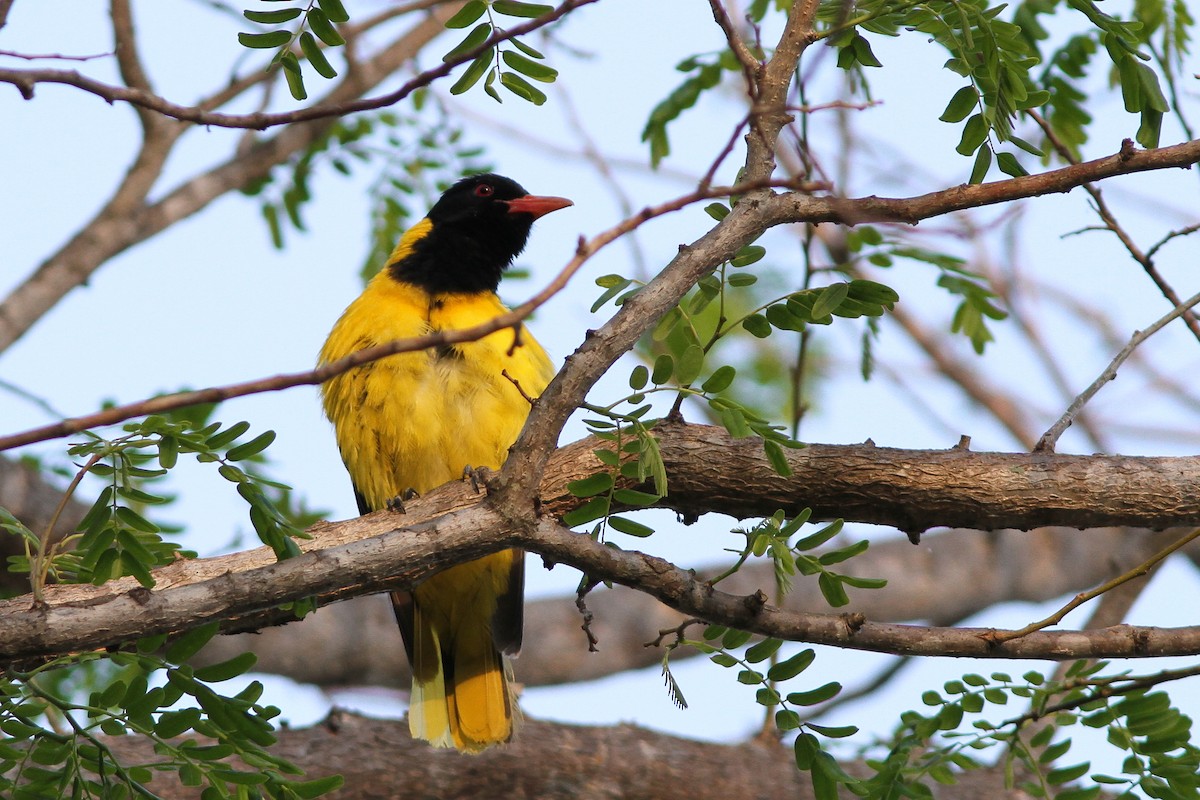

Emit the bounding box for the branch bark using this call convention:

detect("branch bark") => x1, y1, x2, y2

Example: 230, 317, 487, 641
5, 423, 1200, 666
190, 527, 1184, 689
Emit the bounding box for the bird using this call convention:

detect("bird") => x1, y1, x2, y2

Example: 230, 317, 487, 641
317, 173, 571, 753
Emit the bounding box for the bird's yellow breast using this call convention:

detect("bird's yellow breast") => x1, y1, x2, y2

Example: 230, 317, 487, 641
318, 269, 555, 510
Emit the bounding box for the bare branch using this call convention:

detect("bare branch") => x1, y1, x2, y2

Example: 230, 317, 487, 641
1036, 288, 1200, 452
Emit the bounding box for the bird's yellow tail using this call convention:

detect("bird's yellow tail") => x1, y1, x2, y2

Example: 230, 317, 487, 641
405, 572, 518, 753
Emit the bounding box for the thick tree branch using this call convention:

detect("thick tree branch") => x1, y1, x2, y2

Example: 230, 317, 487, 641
4, 424, 1200, 666
192, 527, 1183, 689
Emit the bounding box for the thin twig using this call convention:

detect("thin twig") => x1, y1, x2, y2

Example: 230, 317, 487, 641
992, 527, 1200, 643
0, 49, 113, 61
1007, 663, 1200, 727
1035, 288, 1200, 452
1029, 110, 1200, 344
0, 0, 597, 128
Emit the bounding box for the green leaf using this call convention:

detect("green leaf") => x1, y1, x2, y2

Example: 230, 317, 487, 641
705, 202, 729, 220
731, 245, 766, 267
940, 85, 978, 122
701, 365, 736, 393
207, 421, 252, 450
306, 7, 345, 46
1039, 738, 1072, 764
818, 572, 849, 607
808, 722, 858, 738
194, 651, 258, 683
628, 365, 649, 391
238, 31, 292, 49
607, 515, 654, 537
851, 34, 882, 67
451, 50, 496, 95
708, 652, 737, 669
957, 113, 990, 156
317, 0, 349, 24
116, 506, 159, 534
818, 539, 869, 565
736, 669, 761, 685
650, 354, 674, 385
795, 519, 843, 550
767, 649, 815, 681
244, 8, 302, 24
155, 708, 202, 739
225, 430, 277, 461
500, 70, 548, 105
764, 440, 791, 477
718, 404, 752, 438
794, 733, 818, 771
743, 314, 771, 338
788, 681, 842, 706
722, 628, 753, 649
756, 686, 782, 705
776, 709, 801, 731
675, 344, 705, 385
613, 488, 661, 506
562, 496, 610, 527
501, 50, 558, 82
444, 22, 492, 63
745, 637, 782, 663
996, 152, 1028, 177
1046, 762, 1090, 785
840, 574, 887, 589
166, 622, 221, 665
492, 0, 554, 17
969, 145, 992, 184
810, 283, 849, 321
289, 776, 347, 799
445, 0, 487, 28
567, 473, 614, 498
300, 32, 337, 79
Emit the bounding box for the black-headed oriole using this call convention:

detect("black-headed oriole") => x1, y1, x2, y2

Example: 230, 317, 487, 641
318, 174, 571, 752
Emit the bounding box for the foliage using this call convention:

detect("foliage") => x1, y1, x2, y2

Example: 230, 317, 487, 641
867, 661, 1200, 799
238, 0, 351, 101
242, 95, 493, 281
1, 402, 328, 795
440, 0, 560, 104
0, 633, 341, 799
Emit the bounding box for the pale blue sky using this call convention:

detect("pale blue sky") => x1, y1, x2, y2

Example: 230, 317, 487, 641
3, 0, 1200, 768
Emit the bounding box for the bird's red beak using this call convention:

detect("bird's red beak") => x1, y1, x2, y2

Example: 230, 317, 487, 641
504, 195, 573, 220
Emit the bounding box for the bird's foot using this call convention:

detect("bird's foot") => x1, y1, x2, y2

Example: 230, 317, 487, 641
462, 465, 495, 494
386, 488, 420, 513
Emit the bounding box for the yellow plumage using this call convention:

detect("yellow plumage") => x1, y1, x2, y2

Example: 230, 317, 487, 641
317, 174, 567, 752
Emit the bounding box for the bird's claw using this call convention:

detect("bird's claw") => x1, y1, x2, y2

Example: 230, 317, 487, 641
386, 488, 420, 513
462, 465, 494, 494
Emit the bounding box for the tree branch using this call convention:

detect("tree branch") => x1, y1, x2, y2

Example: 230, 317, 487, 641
0, 1, 595, 130
5, 424, 1200, 666
190, 527, 1182, 689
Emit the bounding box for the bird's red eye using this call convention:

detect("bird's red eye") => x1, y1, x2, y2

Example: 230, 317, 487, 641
474, 184, 494, 197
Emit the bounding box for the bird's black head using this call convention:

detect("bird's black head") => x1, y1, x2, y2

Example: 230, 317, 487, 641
388, 173, 572, 294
